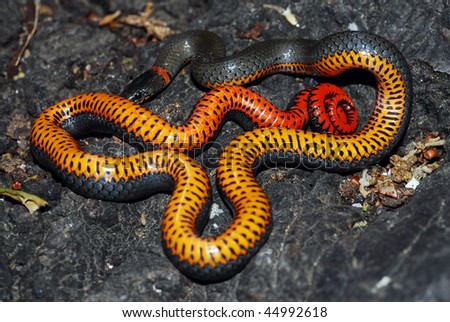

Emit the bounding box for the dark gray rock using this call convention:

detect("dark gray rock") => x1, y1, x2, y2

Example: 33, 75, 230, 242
0, 0, 448, 301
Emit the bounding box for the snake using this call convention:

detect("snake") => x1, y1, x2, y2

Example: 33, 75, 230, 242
30, 31, 412, 282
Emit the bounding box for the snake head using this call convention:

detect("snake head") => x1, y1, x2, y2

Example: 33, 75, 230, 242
121, 68, 169, 104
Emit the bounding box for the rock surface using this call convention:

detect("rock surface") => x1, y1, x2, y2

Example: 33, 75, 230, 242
0, 0, 449, 301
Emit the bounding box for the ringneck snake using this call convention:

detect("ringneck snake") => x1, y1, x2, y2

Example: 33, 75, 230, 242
30, 31, 412, 282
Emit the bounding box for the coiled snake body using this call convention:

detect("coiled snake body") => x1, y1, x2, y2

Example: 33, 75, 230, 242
30, 31, 412, 281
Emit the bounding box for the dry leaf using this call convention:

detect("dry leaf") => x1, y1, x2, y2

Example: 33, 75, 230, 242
0, 186, 48, 214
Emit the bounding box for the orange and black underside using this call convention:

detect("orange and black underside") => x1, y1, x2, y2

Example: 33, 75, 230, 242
30, 31, 412, 282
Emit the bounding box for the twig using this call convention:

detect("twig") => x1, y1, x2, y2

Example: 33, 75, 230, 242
6, 0, 41, 80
